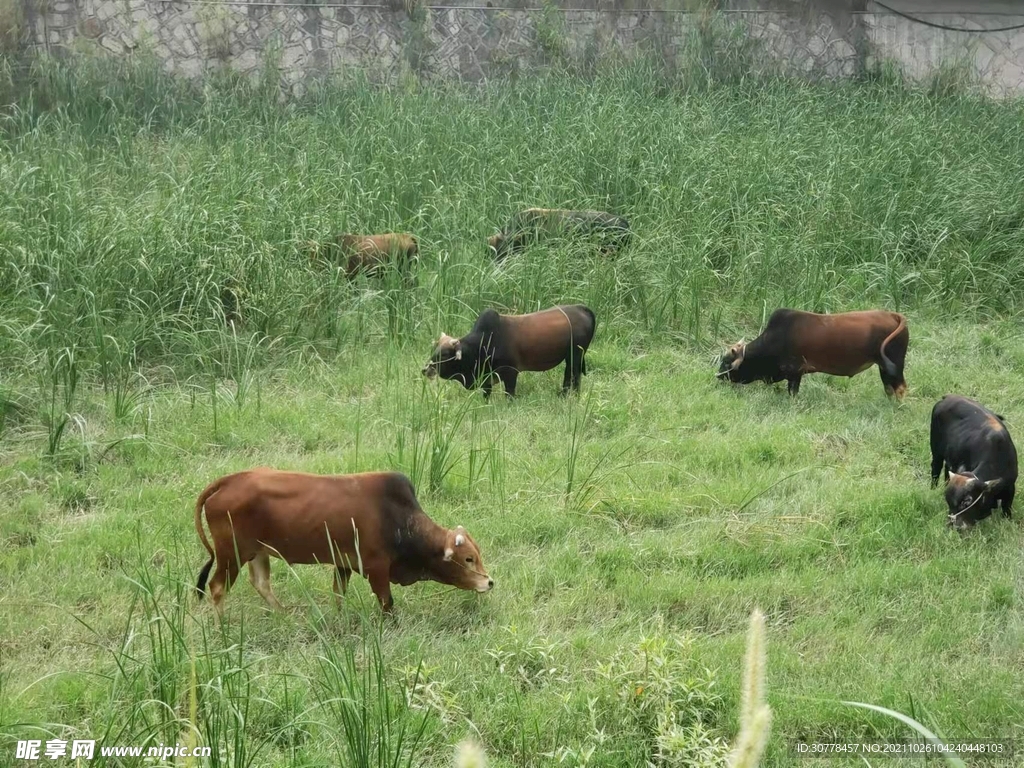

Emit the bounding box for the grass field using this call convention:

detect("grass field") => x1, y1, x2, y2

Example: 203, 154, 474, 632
2, 58, 1024, 767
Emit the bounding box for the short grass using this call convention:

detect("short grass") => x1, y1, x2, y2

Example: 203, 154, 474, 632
1, 58, 1024, 767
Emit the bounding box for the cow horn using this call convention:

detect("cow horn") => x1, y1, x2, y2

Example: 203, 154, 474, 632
455, 533, 465, 546
444, 546, 454, 561
715, 369, 731, 378
985, 478, 1002, 490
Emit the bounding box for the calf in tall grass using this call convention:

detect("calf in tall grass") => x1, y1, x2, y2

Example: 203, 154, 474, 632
930, 395, 1018, 530
312, 232, 418, 279
717, 309, 909, 398
194, 468, 493, 615
423, 304, 596, 398
487, 209, 631, 261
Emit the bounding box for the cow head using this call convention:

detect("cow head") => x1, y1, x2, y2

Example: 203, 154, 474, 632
422, 333, 475, 388
434, 526, 493, 593
716, 339, 747, 383
945, 471, 1002, 529
334, 233, 359, 250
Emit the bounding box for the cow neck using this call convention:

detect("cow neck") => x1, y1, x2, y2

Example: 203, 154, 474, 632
408, 510, 449, 563
746, 335, 769, 358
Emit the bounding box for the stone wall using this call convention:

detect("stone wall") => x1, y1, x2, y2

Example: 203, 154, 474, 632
14, 0, 1024, 96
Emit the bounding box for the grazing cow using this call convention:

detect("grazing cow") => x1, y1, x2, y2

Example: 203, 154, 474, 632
930, 395, 1017, 530
422, 304, 596, 398
194, 468, 493, 614
487, 209, 631, 261
315, 233, 419, 278
717, 309, 909, 398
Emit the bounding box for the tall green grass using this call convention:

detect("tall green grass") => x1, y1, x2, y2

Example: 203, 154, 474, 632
2, 55, 1024, 394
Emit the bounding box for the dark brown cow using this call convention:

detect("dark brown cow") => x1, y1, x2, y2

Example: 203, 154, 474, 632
194, 468, 492, 614
930, 395, 1018, 530
717, 308, 909, 398
487, 209, 631, 261
313, 233, 419, 278
422, 304, 596, 398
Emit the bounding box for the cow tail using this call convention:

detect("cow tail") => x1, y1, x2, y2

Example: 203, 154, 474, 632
580, 306, 597, 375
581, 305, 597, 337
194, 477, 224, 600
879, 313, 907, 379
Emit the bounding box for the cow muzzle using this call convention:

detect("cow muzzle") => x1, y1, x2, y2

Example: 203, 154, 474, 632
947, 513, 970, 531
477, 577, 494, 593
422, 365, 437, 379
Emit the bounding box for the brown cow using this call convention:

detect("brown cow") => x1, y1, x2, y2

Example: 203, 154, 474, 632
194, 468, 492, 614
717, 308, 909, 398
314, 233, 419, 278
422, 304, 597, 398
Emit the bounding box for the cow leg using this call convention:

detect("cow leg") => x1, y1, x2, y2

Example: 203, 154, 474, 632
880, 331, 909, 400
1000, 486, 1014, 519
562, 349, 584, 394
247, 552, 283, 611
207, 555, 241, 619
879, 367, 907, 400
366, 564, 394, 613
499, 369, 518, 398
787, 376, 802, 396
930, 455, 945, 488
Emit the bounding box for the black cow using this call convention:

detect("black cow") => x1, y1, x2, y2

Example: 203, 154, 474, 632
930, 395, 1018, 530
422, 304, 596, 398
